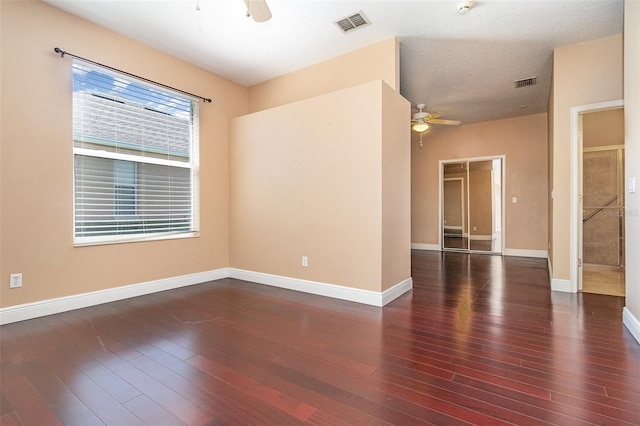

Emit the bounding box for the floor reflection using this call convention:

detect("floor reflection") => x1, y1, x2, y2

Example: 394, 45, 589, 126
582, 264, 625, 297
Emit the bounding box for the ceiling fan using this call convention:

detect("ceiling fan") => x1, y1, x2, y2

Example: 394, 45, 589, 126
244, 0, 272, 22
411, 103, 461, 132
411, 103, 461, 148
196, 0, 271, 22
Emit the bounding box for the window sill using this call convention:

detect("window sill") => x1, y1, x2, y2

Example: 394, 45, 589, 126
74, 231, 199, 247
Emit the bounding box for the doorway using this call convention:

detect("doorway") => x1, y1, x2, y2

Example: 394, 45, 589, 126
441, 157, 504, 254
580, 108, 625, 296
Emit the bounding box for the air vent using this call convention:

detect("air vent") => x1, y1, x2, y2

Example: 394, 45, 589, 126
334, 11, 371, 34
514, 77, 537, 88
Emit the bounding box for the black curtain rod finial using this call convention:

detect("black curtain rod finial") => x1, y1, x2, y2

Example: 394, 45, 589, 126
54, 47, 65, 57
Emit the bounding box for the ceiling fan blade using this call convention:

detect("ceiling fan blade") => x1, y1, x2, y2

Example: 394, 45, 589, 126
428, 118, 461, 126
244, 0, 272, 22
428, 112, 444, 120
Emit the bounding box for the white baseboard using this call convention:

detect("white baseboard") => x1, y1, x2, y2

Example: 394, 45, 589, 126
551, 278, 573, 292
229, 268, 412, 307
623, 307, 640, 345
382, 278, 414, 306
0, 267, 414, 325
411, 243, 440, 251
504, 249, 548, 259
0, 269, 229, 325
412, 244, 548, 260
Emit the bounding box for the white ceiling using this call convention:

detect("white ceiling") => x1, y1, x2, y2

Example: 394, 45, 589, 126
44, 0, 623, 126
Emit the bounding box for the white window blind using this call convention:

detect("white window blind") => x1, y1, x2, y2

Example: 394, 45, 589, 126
72, 60, 199, 244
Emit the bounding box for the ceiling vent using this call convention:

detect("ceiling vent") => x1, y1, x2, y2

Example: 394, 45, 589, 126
514, 77, 537, 88
334, 11, 371, 34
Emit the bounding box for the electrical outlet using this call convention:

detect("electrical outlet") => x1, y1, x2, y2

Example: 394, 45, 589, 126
302, 256, 308, 267
10, 273, 22, 288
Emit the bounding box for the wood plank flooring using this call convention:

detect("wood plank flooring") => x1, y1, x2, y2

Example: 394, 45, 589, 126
2, 250, 640, 425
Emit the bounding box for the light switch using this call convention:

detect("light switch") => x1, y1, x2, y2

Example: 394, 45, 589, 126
512, 197, 518, 204
630, 177, 636, 193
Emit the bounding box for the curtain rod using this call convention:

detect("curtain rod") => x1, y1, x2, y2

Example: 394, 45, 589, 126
54, 47, 212, 103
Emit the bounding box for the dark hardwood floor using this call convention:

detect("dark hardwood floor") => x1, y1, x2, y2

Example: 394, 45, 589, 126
2, 250, 640, 425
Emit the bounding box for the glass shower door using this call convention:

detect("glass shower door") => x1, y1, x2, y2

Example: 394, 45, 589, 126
582, 148, 624, 267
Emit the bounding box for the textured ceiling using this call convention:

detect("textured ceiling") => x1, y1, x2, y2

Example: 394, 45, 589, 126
44, 0, 623, 126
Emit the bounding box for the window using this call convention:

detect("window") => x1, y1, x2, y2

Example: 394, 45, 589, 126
72, 61, 199, 245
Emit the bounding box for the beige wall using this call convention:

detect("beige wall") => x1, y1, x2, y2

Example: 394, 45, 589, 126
0, 1, 247, 308
230, 81, 409, 292
381, 83, 411, 291
412, 113, 548, 251
624, 1, 640, 325
248, 38, 399, 113
551, 34, 623, 281
583, 109, 624, 148
235, 34, 409, 294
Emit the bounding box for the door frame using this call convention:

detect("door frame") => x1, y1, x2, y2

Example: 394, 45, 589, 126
570, 100, 624, 293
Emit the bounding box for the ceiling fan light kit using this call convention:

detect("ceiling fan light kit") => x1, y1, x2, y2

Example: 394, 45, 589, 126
411, 103, 461, 147
412, 120, 430, 133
